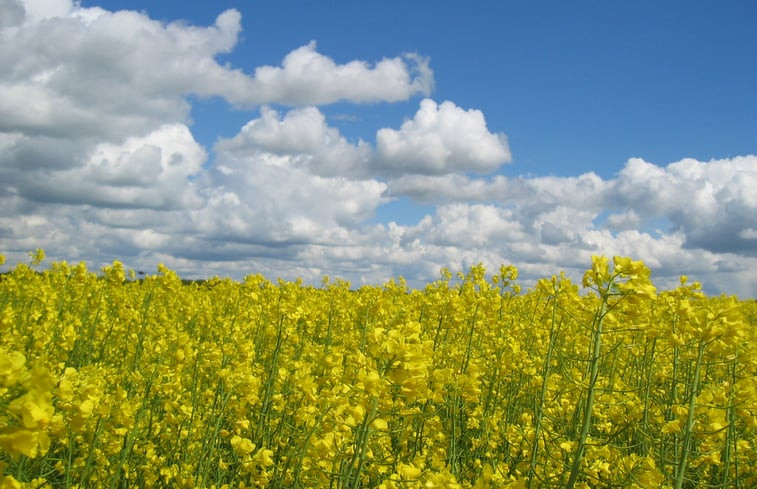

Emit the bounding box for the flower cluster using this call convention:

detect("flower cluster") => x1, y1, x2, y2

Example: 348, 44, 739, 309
0, 252, 755, 488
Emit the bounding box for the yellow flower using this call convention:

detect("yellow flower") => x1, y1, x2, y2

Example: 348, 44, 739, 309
230, 435, 255, 457
29, 248, 45, 266
77, 398, 95, 417
0, 350, 26, 386
661, 419, 682, 434
582, 255, 609, 289
25, 365, 56, 393
0, 475, 22, 489
253, 448, 274, 467
9, 390, 54, 430
398, 463, 421, 480
0, 428, 50, 458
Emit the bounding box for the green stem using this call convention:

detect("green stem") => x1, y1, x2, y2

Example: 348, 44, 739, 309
565, 297, 607, 489
673, 340, 706, 489
528, 289, 560, 488
461, 304, 479, 374
344, 397, 378, 489
721, 358, 737, 487
641, 337, 657, 455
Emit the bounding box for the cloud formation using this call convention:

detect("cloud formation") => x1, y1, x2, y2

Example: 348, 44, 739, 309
1, 0, 755, 297
215, 106, 373, 178
4, 124, 205, 209
0, 1, 431, 141
376, 99, 511, 175
243, 42, 434, 106
613, 156, 757, 255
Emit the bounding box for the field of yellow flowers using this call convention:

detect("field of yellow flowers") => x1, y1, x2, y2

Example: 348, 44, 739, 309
1, 251, 756, 489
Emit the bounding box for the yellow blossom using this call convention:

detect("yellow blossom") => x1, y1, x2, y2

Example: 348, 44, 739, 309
0, 429, 50, 458
230, 436, 255, 457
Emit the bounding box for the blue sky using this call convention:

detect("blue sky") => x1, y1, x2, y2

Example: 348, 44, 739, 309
1, 0, 756, 296
121, 0, 757, 175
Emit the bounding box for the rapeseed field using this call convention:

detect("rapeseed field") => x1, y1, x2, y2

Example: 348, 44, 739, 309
1, 251, 755, 488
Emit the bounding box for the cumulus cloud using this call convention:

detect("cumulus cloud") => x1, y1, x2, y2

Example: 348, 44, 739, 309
612, 156, 757, 255
604, 210, 641, 231
241, 42, 434, 106
0, 2, 242, 140
0, 1, 431, 142
376, 99, 511, 175
201, 116, 389, 247
386, 155, 757, 265
2, 124, 206, 209
385, 171, 609, 212
1, 1, 755, 298
215, 106, 373, 178
0, 0, 426, 255
373, 155, 757, 295
215, 100, 513, 180
403, 204, 527, 248
202, 160, 388, 243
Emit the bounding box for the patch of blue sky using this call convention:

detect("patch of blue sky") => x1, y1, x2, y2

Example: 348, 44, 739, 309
369, 197, 435, 227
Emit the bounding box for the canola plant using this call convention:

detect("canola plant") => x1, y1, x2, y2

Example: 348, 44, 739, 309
1, 251, 755, 488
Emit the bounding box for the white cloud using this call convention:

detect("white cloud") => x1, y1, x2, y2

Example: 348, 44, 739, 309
404, 204, 527, 248
241, 42, 434, 106
12, 0, 73, 23
205, 121, 389, 244
0, 1, 755, 298
613, 155, 757, 255
2, 124, 206, 209
371, 156, 756, 295
0, 2, 241, 140
376, 99, 511, 175
1, 2, 430, 144
215, 106, 373, 178
0, 1, 424, 264
214, 101, 514, 180
3, 153, 757, 297
604, 209, 641, 230
385, 171, 609, 218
